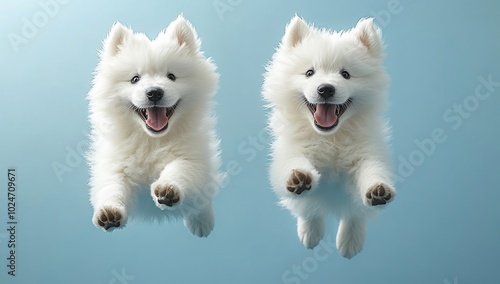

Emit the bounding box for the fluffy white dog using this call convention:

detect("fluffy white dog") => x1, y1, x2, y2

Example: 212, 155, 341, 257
263, 16, 396, 258
87, 16, 222, 237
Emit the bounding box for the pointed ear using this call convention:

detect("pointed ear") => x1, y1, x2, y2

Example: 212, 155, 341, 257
354, 18, 384, 56
282, 15, 311, 48
164, 15, 200, 52
102, 22, 132, 57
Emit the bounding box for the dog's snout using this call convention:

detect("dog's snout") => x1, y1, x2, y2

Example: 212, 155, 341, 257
146, 87, 164, 103
317, 84, 335, 99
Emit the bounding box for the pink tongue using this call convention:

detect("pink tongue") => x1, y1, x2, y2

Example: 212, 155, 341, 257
314, 104, 338, 128
146, 107, 168, 131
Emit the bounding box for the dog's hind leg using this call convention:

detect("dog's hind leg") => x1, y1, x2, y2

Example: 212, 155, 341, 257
336, 217, 367, 259
183, 204, 215, 238
297, 214, 326, 249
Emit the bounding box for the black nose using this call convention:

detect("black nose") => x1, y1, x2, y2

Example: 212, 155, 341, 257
146, 88, 164, 103
317, 84, 335, 99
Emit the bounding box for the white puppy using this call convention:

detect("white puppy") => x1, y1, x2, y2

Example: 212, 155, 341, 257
263, 16, 396, 258
87, 16, 222, 237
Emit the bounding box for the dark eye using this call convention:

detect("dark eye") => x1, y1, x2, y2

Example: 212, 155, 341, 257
167, 73, 176, 81
305, 69, 315, 77
341, 70, 350, 79
131, 75, 140, 84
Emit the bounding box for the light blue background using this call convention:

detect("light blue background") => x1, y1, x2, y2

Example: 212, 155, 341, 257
1, 0, 499, 283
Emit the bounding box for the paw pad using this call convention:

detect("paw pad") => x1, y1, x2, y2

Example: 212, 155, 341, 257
154, 184, 180, 207
365, 184, 393, 206
286, 169, 312, 195
97, 207, 123, 231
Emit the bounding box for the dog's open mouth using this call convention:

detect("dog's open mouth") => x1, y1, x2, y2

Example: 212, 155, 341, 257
135, 103, 178, 133
307, 99, 352, 131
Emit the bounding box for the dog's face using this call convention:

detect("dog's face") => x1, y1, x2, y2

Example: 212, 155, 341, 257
95, 17, 217, 138
264, 16, 388, 135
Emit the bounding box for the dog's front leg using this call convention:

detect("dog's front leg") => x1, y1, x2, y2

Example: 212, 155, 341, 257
151, 159, 215, 237
90, 172, 132, 232
271, 145, 325, 249
353, 156, 396, 207
335, 155, 395, 258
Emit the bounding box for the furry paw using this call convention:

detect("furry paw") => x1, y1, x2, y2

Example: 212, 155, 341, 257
297, 217, 325, 249
336, 219, 366, 259
93, 207, 125, 231
364, 183, 395, 206
152, 182, 181, 209
286, 169, 312, 195
184, 212, 214, 238
336, 234, 364, 259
